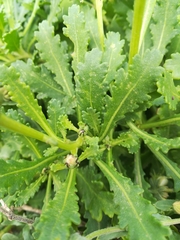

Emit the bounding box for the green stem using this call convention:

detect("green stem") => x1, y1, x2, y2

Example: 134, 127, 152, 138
140, 115, 180, 129
134, 150, 143, 189
0, 113, 83, 151
43, 173, 52, 210
129, 0, 146, 64
85, 226, 126, 239
95, 0, 104, 50
22, 0, 40, 37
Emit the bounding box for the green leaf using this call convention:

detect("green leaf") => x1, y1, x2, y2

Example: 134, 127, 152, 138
3, 29, 20, 51
76, 48, 107, 114
77, 167, 118, 221
157, 71, 179, 110
82, 108, 101, 135
100, 49, 163, 140
114, 131, 140, 154
151, 0, 179, 54
102, 32, 125, 84
15, 175, 46, 206
128, 121, 180, 153
12, 60, 64, 99
164, 53, 180, 79
34, 169, 80, 239
0, 65, 57, 139
83, 6, 101, 49
95, 160, 170, 240
0, 154, 57, 196
148, 146, 180, 192
35, 20, 74, 97
47, 0, 61, 24
63, 4, 89, 73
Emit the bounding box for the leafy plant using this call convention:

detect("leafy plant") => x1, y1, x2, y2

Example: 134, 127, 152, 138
1, 0, 180, 239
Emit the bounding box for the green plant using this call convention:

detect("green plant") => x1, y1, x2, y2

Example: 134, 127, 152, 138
1, 0, 180, 239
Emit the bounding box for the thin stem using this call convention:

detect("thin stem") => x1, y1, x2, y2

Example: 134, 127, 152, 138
95, 0, 104, 50
0, 113, 83, 151
43, 173, 52, 210
22, 0, 40, 37
129, 0, 146, 64
140, 115, 180, 129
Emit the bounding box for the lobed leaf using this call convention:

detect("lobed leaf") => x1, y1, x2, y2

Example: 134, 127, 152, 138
100, 49, 163, 140
96, 160, 170, 240
34, 169, 80, 239
151, 0, 179, 55
102, 32, 125, 84
0, 65, 56, 138
76, 48, 107, 114
157, 71, 179, 110
0, 154, 57, 196
83, 6, 101, 49
12, 60, 64, 100
3, 29, 20, 52
128, 121, 180, 153
15, 175, 46, 206
114, 131, 140, 154
77, 167, 118, 221
164, 53, 180, 79
82, 108, 101, 135
63, 4, 89, 73
35, 20, 74, 97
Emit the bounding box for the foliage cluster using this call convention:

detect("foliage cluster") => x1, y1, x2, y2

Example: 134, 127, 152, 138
1, 0, 180, 239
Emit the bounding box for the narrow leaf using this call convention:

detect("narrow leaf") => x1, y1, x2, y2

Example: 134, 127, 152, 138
96, 160, 170, 240
102, 32, 125, 84
157, 71, 179, 110
12, 60, 64, 99
164, 53, 180, 79
63, 4, 89, 73
151, 0, 179, 54
76, 48, 107, 113
0, 154, 57, 196
128, 121, 180, 153
15, 175, 46, 206
77, 167, 117, 221
83, 6, 101, 49
34, 169, 80, 239
100, 49, 162, 140
35, 20, 74, 97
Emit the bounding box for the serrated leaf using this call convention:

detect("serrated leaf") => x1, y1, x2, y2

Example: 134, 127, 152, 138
63, 4, 89, 73
35, 20, 74, 97
148, 146, 180, 192
164, 53, 180, 79
0, 155, 56, 196
0, 65, 57, 138
157, 71, 179, 110
47, 0, 61, 24
76, 48, 107, 113
82, 108, 101, 135
12, 60, 64, 99
3, 29, 20, 51
34, 169, 80, 239
47, 99, 65, 135
115, 131, 140, 154
15, 175, 46, 206
96, 160, 170, 240
151, 0, 179, 54
100, 49, 163, 140
128, 121, 180, 153
83, 6, 101, 49
77, 167, 117, 221
102, 32, 125, 84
